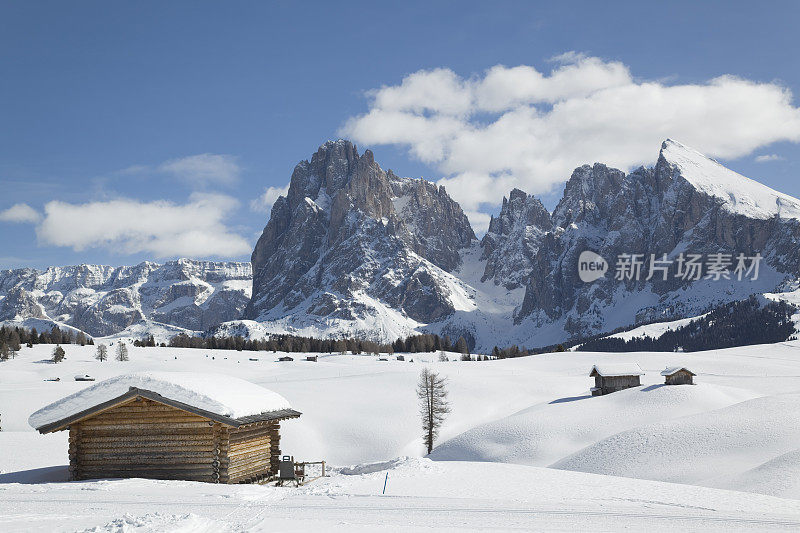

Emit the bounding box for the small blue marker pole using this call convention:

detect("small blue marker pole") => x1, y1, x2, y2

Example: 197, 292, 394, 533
382, 472, 388, 494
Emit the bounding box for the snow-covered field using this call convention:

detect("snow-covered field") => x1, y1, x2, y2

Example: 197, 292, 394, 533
2, 341, 800, 531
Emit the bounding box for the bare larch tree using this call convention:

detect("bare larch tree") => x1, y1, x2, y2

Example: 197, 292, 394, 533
95, 344, 108, 362
417, 367, 450, 455
115, 342, 129, 362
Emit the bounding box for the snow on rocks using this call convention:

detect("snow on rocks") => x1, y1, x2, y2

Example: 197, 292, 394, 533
661, 139, 800, 220
28, 372, 292, 430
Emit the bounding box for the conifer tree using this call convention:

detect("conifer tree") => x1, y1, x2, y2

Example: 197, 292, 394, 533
454, 336, 469, 355
0, 342, 10, 362
52, 344, 66, 363
8, 330, 21, 352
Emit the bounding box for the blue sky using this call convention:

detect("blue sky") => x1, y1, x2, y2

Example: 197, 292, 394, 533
2, 1, 799, 269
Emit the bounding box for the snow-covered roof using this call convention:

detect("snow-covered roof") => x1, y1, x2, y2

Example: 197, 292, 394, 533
29, 372, 296, 432
661, 139, 800, 220
589, 363, 644, 377
660, 366, 696, 376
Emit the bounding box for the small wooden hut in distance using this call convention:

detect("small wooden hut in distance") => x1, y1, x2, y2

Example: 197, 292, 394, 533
661, 366, 696, 385
29, 372, 300, 484
589, 363, 644, 396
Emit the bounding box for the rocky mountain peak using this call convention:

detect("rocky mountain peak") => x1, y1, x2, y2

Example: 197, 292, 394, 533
481, 188, 552, 289
5, 139, 798, 352
246, 140, 475, 330
657, 138, 800, 221
517, 139, 800, 338
552, 163, 628, 228
285, 139, 360, 206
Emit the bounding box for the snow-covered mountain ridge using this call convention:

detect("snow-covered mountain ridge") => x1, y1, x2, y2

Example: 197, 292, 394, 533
661, 139, 800, 220
2, 139, 799, 350
235, 139, 800, 349
0, 259, 251, 337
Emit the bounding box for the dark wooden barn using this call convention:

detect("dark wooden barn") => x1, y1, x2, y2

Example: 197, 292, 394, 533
589, 363, 644, 396
29, 373, 300, 484
661, 366, 696, 385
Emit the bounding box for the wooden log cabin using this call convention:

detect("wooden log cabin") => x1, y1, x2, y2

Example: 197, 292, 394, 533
29, 372, 301, 484
589, 363, 644, 396
660, 366, 696, 385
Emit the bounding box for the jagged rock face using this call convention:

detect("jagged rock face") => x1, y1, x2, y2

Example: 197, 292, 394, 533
0, 259, 252, 337
481, 188, 552, 289
516, 140, 800, 337
246, 140, 476, 331
4, 139, 798, 350
0, 286, 46, 320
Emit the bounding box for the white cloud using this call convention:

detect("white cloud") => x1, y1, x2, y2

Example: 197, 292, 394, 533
158, 154, 241, 186
0, 203, 41, 224
755, 153, 784, 163
250, 184, 290, 213
341, 55, 800, 232
463, 210, 492, 234
36, 193, 251, 258
369, 68, 473, 116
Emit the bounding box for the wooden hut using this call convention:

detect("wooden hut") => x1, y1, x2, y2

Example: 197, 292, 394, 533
29, 373, 300, 484
589, 363, 644, 396
660, 366, 695, 385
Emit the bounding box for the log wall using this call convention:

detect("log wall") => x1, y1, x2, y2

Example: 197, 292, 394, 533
70, 397, 219, 482
665, 371, 694, 385
68, 397, 285, 484
592, 375, 641, 396
225, 420, 279, 484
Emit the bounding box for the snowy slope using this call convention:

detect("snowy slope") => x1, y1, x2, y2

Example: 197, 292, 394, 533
765, 286, 800, 333
5, 458, 800, 532
0, 342, 800, 532
430, 383, 756, 466
716, 447, 800, 500
661, 139, 800, 220
3, 341, 800, 530
3, 341, 800, 468
552, 393, 800, 488
606, 314, 709, 341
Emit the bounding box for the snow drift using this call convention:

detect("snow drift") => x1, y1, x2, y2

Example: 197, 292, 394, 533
552, 392, 800, 487
430, 383, 758, 466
